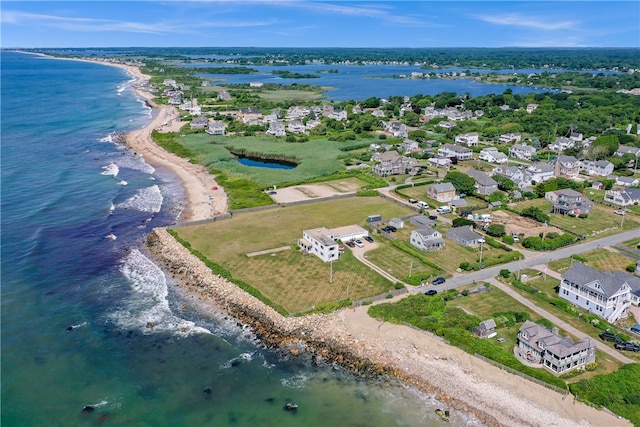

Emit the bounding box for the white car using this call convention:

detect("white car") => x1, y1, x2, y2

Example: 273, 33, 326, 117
353, 239, 364, 248
614, 210, 626, 215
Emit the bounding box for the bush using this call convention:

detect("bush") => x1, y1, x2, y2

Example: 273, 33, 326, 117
500, 269, 511, 278
626, 263, 637, 273
452, 218, 476, 228
503, 235, 515, 245
486, 224, 506, 237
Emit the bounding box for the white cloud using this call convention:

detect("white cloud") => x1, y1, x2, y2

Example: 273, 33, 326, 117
476, 13, 577, 31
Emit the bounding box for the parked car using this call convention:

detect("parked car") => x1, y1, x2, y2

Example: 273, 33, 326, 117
354, 239, 364, 248
428, 215, 437, 220
345, 241, 355, 248
615, 342, 640, 352
614, 209, 626, 215
424, 290, 438, 296
408, 198, 418, 204
432, 277, 446, 285
631, 324, 640, 336
599, 331, 623, 343
364, 236, 374, 243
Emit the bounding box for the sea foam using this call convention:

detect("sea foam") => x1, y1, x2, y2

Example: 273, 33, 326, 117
117, 185, 163, 213
112, 249, 211, 336
101, 163, 119, 177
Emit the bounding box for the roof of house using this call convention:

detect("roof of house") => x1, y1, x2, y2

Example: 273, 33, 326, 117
410, 215, 436, 227
557, 155, 579, 165
519, 320, 594, 357
304, 227, 337, 246
563, 262, 640, 297
441, 143, 471, 153
413, 226, 440, 238
467, 169, 497, 186
479, 319, 497, 330
431, 182, 456, 193
446, 226, 481, 242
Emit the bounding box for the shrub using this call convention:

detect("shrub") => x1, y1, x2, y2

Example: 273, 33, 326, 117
500, 269, 511, 278
626, 263, 637, 273
486, 224, 506, 237
503, 235, 514, 245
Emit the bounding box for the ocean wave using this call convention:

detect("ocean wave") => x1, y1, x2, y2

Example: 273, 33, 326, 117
113, 154, 155, 175
112, 249, 211, 337
220, 352, 255, 369
101, 163, 119, 177
117, 185, 162, 212
280, 373, 313, 389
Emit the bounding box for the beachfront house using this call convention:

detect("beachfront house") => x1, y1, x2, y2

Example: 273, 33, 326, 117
554, 155, 581, 179
499, 133, 522, 143
479, 147, 508, 164
615, 176, 640, 187
410, 227, 445, 252
559, 262, 640, 323
516, 320, 596, 375
190, 115, 209, 130
372, 151, 418, 176
299, 228, 340, 263
579, 160, 614, 177
266, 121, 286, 137
455, 132, 479, 146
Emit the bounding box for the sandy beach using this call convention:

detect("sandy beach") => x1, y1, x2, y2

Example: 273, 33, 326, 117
22, 51, 228, 223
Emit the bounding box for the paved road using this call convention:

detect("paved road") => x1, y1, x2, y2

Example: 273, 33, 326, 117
485, 277, 634, 364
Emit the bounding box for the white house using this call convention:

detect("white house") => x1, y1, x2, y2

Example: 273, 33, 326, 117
399, 139, 420, 153
266, 121, 286, 137
479, 147, 508, 164
206, 121, 227, 136
579, 160, 614, 177
616, 145, 640, 157
438, 144, 473, 161
615, 176, 640, 187
427, 156, 452, 169
526, 104, 539, 114
560, 263, 640, 323
526, 163, 555, 183
288, 120, 307, 134
549, 137, 575, 152
509, 144, 537, 160
299, 228, 340, 262
555, 155, 581, 179
455, 132, 479, 147
604, 187, 640, 206
410, 227, 445, 251
499, 132, 522, 143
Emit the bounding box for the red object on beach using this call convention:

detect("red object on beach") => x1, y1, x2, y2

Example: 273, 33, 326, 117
212, 186, 218, 190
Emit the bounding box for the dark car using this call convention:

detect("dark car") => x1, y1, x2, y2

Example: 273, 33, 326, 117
631, 324, 640, 336
364, 236, 374, 243
428, 215, 437, 220
387, 225, 397, 232
432, 277, 446, 285
345, 241, 355, 248
615, 342, 640, 352
599, 331, 623, 343
424, 290, 438, 296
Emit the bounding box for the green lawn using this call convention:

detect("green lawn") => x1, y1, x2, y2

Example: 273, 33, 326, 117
173, 196, 414, 312
364, 239, 442, 285
548, 249, 636, 274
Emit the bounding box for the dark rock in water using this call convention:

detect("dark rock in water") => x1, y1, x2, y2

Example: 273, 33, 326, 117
230, 359, 241, 367
265, 397, 275, 404
66, 326, 74, 331
82, 405, 95, 413
284, 402, 298, 411
203, 387, 212, 395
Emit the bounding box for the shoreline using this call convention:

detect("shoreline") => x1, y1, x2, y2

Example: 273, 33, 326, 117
147, 227, 631, 427
18, 50, 228, 223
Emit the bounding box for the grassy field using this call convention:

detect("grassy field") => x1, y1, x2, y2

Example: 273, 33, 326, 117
548, 249, 635, 274
513, 198, 639, 238
363, 238, 442, 284
256, 88, 327, 102
174, 133, 381, 187
173, 197, 414, 312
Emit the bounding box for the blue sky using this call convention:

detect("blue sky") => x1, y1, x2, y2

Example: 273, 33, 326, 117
1, 1, 638, 48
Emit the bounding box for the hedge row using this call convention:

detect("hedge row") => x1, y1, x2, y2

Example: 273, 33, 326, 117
391, 240, 443, 272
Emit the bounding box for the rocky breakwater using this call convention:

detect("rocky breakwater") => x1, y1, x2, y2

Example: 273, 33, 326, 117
145, 227, 548, 427
145, 228, 390, 375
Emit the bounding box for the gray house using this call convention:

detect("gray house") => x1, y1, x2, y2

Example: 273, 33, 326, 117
467, 169, 498, 195
545, 189, 593, 215
446, 226, 482, 247
517, 320, 596, 374
473, 319, 497, 338
410, 227, 445, 252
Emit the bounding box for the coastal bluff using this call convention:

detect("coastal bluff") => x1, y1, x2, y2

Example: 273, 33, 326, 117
146, 227, 628, 427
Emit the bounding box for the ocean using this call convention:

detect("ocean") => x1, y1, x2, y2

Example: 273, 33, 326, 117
0, 52, 466, 426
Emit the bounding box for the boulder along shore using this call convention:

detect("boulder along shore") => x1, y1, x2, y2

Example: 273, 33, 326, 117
146, 227, 630, 427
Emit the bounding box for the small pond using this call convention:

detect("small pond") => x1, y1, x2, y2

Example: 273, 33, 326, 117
237, 157, 297, 169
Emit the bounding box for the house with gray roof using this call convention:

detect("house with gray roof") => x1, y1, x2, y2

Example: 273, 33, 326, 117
371, 151, 418, 176
409, 215, 436, 228
580, 159, 614, 177
446, 226, 482, 247
473, 319, 497, 338
517, 320, 595, 374
560, 262, 640, 323
189, 115, 209, 130
427, 182, 457, 202
555, 155, 580, 179
410, 227, 445, 252
615, 145, 640, 157
545, 189, 593, 215
615, 176, 640, 187
508, 143, 536, 160
206, 121, 227, 136
604, 187, 640, 206
438, 144, 473, 161
299, 227, 340, 263
467, 169, 498, 195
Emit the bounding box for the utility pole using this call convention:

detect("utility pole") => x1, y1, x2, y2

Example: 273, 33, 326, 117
330, 260, 333, 283
409, 261, 413, 278
479, 241, 484, 268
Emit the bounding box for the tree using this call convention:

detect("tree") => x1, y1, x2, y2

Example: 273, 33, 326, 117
444, 171, 476, 195
486, 224, 506, 237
